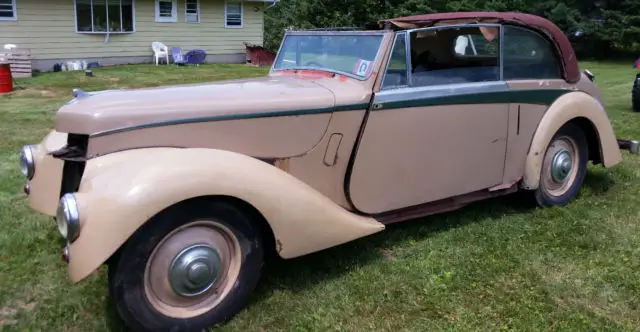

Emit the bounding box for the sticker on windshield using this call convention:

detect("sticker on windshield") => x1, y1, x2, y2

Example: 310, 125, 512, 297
354, 59, 372, 76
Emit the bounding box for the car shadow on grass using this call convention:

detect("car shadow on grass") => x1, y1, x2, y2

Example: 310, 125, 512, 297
246, 169, 618, 309
581, 168, 617, 194
248, 189, 538, 303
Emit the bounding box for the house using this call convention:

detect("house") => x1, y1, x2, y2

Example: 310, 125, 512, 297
0, 0, 277, 71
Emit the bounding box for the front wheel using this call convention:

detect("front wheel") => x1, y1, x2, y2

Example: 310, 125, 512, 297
108, 198, 264, 332
534, 123, 588, 207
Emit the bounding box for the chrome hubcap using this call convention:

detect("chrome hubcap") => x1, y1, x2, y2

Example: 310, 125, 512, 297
551, 150, 573, 183
168, 244, 222, 297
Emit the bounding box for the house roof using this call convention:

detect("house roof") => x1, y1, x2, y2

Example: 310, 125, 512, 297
370, 12, 580, 84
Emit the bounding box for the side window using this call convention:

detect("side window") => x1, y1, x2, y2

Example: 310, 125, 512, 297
381, 33, 408, 89
410, 26, 501, 87
503, 25, 562, 80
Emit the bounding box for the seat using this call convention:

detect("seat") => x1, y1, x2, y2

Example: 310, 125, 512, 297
185, 49, 207, 66
151, 42, 169, 66
171, 47, 185, 65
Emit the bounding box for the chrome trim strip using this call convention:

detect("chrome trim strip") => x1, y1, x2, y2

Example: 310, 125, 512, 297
405, 31, 412, 87
499, 25, 505, 81
373, 81, 510, 107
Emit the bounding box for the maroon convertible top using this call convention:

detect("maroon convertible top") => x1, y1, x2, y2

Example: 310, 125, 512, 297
371, 12, 580, 84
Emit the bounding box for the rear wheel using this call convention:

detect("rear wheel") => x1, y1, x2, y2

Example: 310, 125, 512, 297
534, 123, 588, 207
632, 73, 640, 112
108, 198, 263, 332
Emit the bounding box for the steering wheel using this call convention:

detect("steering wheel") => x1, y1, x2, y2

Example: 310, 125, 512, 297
304, 61, 326, 68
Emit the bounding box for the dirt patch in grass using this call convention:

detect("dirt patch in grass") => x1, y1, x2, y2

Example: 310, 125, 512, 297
0, 300, 36, 328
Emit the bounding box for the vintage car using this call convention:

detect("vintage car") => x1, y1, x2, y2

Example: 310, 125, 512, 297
18, 11, 639, 331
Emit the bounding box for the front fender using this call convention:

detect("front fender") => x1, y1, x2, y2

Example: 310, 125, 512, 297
522, 91, 622, 190
68, 148, 384, 282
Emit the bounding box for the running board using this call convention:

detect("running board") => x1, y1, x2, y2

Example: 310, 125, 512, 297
374, 184, 518, 225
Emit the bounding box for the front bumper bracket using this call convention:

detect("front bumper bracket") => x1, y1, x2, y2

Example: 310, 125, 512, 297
617, 139, 640, 155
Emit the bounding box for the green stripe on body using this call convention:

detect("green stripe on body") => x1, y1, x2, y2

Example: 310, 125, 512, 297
92, 88, 570, 138
376, 89, 570, 110
91, 103, 370, 137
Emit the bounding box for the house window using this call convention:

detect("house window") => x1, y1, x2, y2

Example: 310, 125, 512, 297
75, 0, 135, 33
225, 1, 242, 28
185, 0, 199, 23
155, 0, 177, 22
0, 0, 17, 21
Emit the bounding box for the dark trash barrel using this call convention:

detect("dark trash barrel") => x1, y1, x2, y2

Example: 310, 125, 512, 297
0, 63, 13, 94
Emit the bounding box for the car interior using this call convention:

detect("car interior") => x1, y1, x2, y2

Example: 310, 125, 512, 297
410, 27, 500, 86
382, 24, 562, 89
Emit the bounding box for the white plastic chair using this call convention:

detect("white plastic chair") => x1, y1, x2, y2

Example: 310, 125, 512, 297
152, 42, 169, 65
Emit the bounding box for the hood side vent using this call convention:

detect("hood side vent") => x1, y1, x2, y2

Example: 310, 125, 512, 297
51, 134, 89, 161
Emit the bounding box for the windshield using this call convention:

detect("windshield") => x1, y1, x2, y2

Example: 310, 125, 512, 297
272, 34, 385, 79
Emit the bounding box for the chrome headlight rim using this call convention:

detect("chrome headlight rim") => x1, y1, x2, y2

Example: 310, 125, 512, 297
56, 193, 80, 242
20, 145, 35, 180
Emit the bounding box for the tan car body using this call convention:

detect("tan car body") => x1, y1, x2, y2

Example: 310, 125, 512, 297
24, 25, 627, 283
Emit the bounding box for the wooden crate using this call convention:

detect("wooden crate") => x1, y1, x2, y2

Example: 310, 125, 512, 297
0, 49, 33, 78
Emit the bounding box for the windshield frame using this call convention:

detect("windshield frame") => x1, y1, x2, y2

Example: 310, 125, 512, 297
270, 30, 388, 81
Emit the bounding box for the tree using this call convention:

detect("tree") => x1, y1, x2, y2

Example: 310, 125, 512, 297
263, 0, 640, 59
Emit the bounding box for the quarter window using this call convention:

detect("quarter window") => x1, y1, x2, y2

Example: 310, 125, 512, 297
0, 0, 16, 21
185, 0, 199, 23
503, 25, 562, 80
225, 1, 242, 28
382, 33, 408, 89
75, 0, 135, 33
155, 0, 177, 23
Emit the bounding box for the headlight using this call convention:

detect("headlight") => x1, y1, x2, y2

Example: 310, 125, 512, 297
19, 145, 35, 180
56, 194, 80, 242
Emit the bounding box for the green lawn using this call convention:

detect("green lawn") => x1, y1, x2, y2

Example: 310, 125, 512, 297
0, 62, 639, 331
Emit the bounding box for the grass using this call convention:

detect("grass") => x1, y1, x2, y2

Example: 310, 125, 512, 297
0, 62, 639, 331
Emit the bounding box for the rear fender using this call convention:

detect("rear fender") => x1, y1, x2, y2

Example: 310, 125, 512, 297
522, 91, 622, 190
68, 148, 384, 282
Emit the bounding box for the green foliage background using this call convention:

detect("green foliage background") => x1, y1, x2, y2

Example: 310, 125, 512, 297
263, 0, 640, 59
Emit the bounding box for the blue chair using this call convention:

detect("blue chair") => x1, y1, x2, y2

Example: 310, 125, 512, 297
185, 49, 207, 66
171, 47, 186, 65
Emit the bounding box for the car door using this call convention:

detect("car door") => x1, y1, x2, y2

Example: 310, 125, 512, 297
347, 25, 510, 215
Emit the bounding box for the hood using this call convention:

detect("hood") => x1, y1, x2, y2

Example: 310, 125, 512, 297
55, 75, 337, 135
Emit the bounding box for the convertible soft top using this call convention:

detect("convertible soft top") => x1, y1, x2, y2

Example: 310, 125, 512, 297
368, 12, 580, 84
